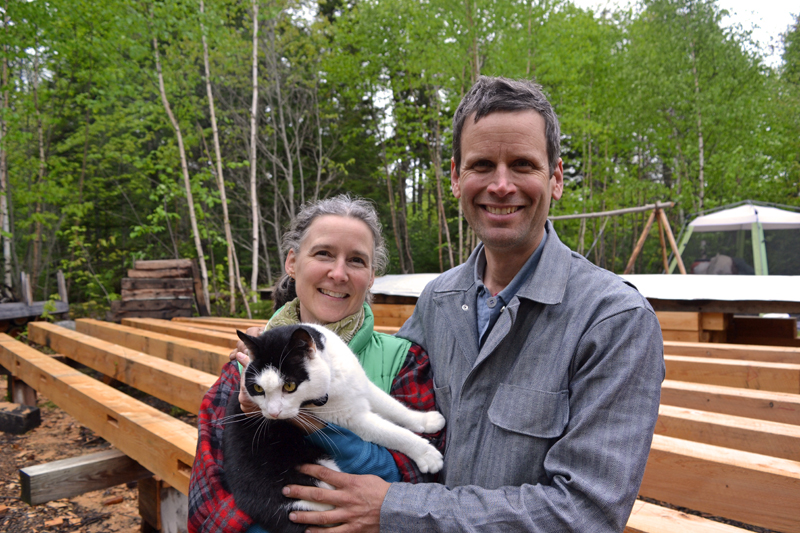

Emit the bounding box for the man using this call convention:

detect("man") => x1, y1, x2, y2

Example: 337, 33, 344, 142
283, 76, 665, 532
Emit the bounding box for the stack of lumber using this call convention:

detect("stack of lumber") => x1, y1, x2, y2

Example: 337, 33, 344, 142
109, 259, 209, 322
2, 315, 799, 532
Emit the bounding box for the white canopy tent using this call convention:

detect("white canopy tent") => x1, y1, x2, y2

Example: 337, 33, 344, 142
669, 202, 800, 275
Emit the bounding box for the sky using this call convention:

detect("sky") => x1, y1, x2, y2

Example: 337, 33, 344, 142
571, 0, 798, 67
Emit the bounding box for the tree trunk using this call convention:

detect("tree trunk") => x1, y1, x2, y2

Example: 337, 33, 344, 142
32, 45, 45, 296
152, 33, 211, 314
201, 0, 250, 317
249, 0, 260, 303
690, 42, 705, 210
428, 88, 454, 270
0, 2, 11, 288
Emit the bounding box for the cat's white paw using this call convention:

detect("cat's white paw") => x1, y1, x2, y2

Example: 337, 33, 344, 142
414, 447, 444, 474
421, 411, 446, 434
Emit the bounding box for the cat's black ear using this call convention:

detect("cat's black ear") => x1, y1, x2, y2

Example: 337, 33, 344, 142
289, 327, 316, 358
236, 330, 260, 354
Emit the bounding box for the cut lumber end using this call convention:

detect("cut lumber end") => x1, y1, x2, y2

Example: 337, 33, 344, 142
0, 401, 41, 434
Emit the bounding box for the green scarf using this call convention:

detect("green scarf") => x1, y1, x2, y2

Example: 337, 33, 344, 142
264, 298, 365, 345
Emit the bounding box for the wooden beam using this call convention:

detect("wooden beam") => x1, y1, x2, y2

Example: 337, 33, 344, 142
56, 270, 68, 305
73, 319, 229, 375
648, 298, 800, 314
657, 208, 686, 275
549, 201, 675, 221
624, 209, 657, 275
625, 500, 752, 533
122, 318, 238, 349
27, 322, 216, 414
656, 404, 800, 461
127, 268, 192, 279
135, 259, 194, 270
656, 312, 701, 332
20, 449, 152, 505
122, 278, 194, 291
0, 334, 197, 495
663, 341, 800, 364
664, 355, 800, 394
0, 301, 70, 321
661, 380, 800, 426
11, 375, 37, 406
656, 213, 669, 273
172, 316, 268, 330
640, 435, 800, 533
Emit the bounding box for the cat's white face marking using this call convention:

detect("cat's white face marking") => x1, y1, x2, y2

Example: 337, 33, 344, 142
249, 360, 330, 420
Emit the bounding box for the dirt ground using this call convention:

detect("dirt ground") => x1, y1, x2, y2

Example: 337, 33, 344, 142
0, 370, 197, 533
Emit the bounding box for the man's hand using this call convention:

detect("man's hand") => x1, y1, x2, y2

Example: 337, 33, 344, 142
283, 464, 390, 533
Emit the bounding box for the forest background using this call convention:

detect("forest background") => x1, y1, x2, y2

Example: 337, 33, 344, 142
1, 0, 798, 317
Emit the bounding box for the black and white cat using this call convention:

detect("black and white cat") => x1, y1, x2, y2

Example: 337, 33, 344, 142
223, 324, 445, 532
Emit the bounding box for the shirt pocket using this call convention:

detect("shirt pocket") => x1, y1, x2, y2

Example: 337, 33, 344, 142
488, 384, 569, 439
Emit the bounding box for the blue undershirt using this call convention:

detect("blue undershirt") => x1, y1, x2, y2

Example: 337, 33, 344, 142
475, 231, 547, 347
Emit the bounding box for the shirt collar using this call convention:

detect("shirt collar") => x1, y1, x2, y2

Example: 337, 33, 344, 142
474, 230, 548, 303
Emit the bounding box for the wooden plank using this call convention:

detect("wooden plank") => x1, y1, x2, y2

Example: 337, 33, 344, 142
73, 318, 229, 375
28, 322, 217, 414
640, 435, 800, 533
172, 317, 268, 330
730, 336, 800, 348
374, 325, 400, 335
20, 449, 152, 505
625, 500, 752, 533
164, 321, 248, 334
372, 316, 406, 328
656, 404, 800, 461
661, 330, 701, 343
121, 288, 194, 300
127, 268, 192, 279
700, 312, 728, 331
122, 318, 238, 349
135, 259, 194, 270
663, 341, 800, 364
661, 380, 800, 426
0, 301, 70, 321
190, 259, 210, 317
370, 304, 416, 320
121, 278, 194, 291
664, 355, 800, 394
648, 299, 800, 314
112, 299, 193, 313
0, 334, 197, 495
656, 312, 700, 332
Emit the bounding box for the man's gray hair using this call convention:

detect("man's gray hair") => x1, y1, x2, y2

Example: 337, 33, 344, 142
273, 194, 388, 310
452, 76, 561, 176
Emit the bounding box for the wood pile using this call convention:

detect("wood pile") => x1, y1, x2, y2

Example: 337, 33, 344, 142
1, 314, 799, 532
109, 259, 209, 322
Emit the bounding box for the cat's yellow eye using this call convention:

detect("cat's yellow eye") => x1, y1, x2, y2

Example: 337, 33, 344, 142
283, 382, 297, 393
252, 384, 264, 393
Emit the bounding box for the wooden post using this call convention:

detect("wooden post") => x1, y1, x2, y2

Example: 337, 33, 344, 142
21, 272, 33, 306
11, 376, 37, 406
138, 477, 188, 533
624, 209, 657, 274
657, 208, 687, 274
191, 259, 210, 316
656, 210, 670, 272
56, 270, 68, 304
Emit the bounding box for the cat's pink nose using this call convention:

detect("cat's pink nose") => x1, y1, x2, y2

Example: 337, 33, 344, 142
268, 409, 281, 418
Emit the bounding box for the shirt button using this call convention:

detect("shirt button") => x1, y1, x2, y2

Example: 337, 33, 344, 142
487, 297, 497, 308
462, 304, 469, 311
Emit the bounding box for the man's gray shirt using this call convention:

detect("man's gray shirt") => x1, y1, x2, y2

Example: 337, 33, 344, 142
384, 221, 665, 532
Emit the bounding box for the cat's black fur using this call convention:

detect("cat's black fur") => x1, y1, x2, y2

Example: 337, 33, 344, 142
223, 326, 332, 533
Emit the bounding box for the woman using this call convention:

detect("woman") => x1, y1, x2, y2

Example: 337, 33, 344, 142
188, 195, 442, 533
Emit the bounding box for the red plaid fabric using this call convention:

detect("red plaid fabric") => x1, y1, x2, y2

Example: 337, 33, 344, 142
188, 344, 443, 533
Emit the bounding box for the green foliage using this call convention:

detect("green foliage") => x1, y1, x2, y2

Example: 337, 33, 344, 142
1, 0, 797, 305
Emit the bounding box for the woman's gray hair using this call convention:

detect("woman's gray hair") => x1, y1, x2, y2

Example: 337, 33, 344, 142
273, 194, 388, 311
